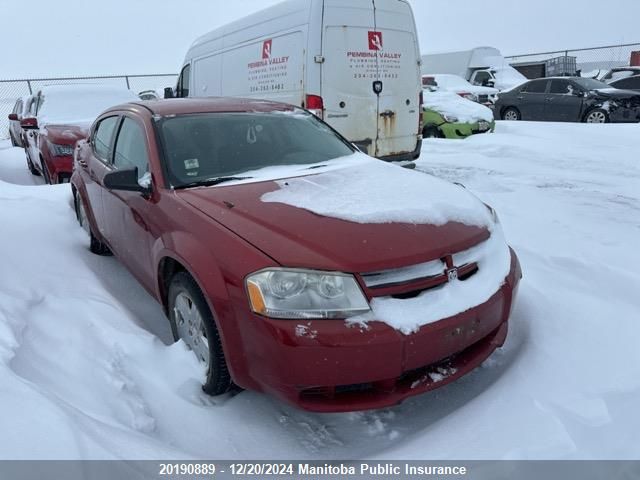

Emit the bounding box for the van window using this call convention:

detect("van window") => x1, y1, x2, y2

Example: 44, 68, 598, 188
177, 64, 191, 98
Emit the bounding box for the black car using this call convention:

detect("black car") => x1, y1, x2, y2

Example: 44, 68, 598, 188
495, 77, 640, 123
610, 75, 640, 92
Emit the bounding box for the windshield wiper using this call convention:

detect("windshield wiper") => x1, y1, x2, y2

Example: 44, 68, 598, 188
174, 176, 252, 189
305, 164, 328, 170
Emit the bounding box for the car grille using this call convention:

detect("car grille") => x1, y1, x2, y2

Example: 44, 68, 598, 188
478, 94, 489, 104
360, 241, 484, 296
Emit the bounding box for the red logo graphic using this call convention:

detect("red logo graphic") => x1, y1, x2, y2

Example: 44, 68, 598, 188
368, 31, 383, 51
262, 39, 272, 59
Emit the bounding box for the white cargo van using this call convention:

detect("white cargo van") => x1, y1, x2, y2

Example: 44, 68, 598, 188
175, 0, 422, 161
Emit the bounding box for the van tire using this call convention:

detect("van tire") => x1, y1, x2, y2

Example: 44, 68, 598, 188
423, 126, 442, 138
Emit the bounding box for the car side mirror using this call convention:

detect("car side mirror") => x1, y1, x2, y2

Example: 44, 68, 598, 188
8, 113, 19, 121
20, 117, 38, 129
104, 167, 149, 194
164, 87, 174, 99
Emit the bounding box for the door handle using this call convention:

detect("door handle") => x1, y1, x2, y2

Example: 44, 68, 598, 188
131, 209, 149, 231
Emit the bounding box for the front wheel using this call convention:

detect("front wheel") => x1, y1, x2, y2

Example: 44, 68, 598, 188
26, 153, 40, 176
422, 126, 442, 138
168, 272, 232, 396
502, 107, 521, 121
75, 192, 111, 255
583, 109, 609, 123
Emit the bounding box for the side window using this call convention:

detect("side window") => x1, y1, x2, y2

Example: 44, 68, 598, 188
93, 116, 120, 161
113, 117, 149, 180
522, 80, 548, 93
177, 64, 191, 98
613, 76, 640, 90
473, 71, 491, 86
549, 80, 571, 94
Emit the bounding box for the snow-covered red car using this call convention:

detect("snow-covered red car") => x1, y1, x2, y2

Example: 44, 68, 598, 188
21, 85, 137, 183
71, 97, 521, 412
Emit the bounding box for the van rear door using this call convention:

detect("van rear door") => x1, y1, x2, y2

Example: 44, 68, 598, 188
321, 0, 378, 156
321, 0, 420, 159
371, 0, 421, 159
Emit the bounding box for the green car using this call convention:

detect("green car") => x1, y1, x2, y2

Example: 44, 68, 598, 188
422, 89, 495, 139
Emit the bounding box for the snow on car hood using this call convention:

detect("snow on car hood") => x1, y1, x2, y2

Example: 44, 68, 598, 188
422, 91, 494, 123
261, 153, 493, 227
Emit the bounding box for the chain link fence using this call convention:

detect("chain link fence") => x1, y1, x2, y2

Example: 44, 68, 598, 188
0, 74, 177, 139
505, 42, 640, 79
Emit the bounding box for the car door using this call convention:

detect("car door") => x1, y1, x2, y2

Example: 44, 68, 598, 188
517, 79, 549, 120
81, 115, 121, 236
545, 79, 584, 122
103, 116, 155, 289
25, 93, 42, 168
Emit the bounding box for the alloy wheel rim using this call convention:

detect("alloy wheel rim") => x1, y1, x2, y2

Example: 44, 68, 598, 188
174, 292, 210, 369
505, 110, 518, 121
587, 111, 606, 123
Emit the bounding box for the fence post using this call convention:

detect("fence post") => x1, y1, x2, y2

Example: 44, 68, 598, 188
125, 76, 130, 89
26, 80, 32, 94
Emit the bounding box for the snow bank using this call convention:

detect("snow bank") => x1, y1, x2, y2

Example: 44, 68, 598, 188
422, 91, 494, 123
261, 153, 493, 227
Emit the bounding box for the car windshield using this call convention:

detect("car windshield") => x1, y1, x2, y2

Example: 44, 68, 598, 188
158, 111, 355, 188
573, 78, 611, 91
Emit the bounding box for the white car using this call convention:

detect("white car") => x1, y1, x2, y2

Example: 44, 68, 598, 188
422, 73, 498, 105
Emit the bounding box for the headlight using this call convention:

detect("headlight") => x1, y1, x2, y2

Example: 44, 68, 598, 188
443, 114, 459, 123
51, 143, 74, 157
246, 268, 370, 319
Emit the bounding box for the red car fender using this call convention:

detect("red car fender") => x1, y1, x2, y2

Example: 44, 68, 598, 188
153, 234, 249, 383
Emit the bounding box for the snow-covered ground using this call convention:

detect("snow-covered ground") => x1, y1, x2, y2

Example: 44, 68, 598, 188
0, 121, 638, 460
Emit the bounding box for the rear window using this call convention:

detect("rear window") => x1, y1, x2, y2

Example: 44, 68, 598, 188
522, 80, 548, 93
158, 111, 355, 187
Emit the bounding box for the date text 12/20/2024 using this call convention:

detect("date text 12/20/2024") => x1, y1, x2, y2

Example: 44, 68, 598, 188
158, 463, 469, 476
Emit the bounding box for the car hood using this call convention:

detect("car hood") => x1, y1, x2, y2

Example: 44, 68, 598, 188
175, 162, 491, 273
41, 124, 89, 144
592, 88, 640, 100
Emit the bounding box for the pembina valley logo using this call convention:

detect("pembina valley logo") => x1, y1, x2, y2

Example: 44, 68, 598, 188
248, 39, 289, 69
262, 39, 272, 59
368, 31, 383, 51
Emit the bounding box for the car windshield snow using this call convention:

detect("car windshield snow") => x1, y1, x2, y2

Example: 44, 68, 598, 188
158, 111, 355, 188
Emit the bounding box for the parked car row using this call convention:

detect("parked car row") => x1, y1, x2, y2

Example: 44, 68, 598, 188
8, 85, 137, 183
495, 77, 640, 123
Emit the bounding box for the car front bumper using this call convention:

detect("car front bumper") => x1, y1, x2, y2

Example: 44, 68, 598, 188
233, 249, 521, 412
440, 120, 495, 139
45, 155, 73, 183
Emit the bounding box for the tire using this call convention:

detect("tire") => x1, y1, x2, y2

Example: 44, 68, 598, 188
422, 126, 442, 138
74, 193, 111, 255
41, 158, 51, 184
502, 107, 521, 121
168, 272, 232, 396
26, 153, 40, 176
583, 108, 609, 124
10, 132, 17, 147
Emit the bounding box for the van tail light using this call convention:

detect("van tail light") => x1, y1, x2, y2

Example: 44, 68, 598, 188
418, 90, 424, 131
306, 94, 324, 119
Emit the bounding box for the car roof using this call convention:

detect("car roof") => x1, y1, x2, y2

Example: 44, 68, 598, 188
112, 97, 298, 116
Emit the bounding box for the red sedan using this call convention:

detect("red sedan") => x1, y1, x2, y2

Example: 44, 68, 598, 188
71, 98, 521, 412
21, 85, 137, 183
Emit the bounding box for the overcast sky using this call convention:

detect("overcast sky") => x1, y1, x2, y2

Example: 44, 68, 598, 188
1, 0, 639, 78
